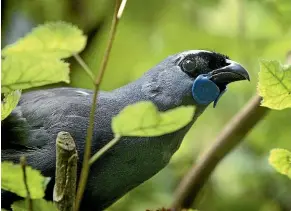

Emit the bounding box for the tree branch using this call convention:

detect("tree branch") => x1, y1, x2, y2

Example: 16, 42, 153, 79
53, 132, 78, 211
172, 95, 270, 209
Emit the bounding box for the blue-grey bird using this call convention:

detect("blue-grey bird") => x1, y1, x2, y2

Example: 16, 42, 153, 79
1, 50, 249, 210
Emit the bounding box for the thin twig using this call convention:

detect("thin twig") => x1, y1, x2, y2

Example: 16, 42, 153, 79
20, 156, 33, 211
89, 135, 121, 166
117, 0, 127, 19
74, 88, 98, 211
172, 95, 269, 209
94, 0, 121, 87
73, 54, 95, 82
75, 1, 125, 210
53, 132, 78, 211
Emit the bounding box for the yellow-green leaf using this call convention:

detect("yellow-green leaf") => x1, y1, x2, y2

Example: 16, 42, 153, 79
269, 148, 291, 179
112, 101, 195, 137
1, 90, 21, 120
1, 162, 50, 199
2, 21, 87, 58
258, 60, 291, 110
12, 199, 58, 211
1, 55, 69, 92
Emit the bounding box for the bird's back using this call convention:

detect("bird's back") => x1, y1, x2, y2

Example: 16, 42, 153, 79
1, 88, 114, 209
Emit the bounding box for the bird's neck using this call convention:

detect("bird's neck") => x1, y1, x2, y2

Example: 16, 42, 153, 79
108, 73, 208, 174
111, 77, 207, 161
111, 72, 207, 120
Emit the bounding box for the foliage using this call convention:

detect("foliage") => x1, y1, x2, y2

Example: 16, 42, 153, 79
1, 162, 50, 199
1, 21, 86, 120
2, 21, 87, 58
1, 90, 21, 120
112, 101, 195, 137
257, 59, 291, 180
12, 199, 58, 211
258, 60, 291, 110
269, 149, 291, 179
2, 55, 70, 93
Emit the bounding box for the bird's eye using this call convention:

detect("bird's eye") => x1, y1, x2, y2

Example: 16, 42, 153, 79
181, 59, 198, 77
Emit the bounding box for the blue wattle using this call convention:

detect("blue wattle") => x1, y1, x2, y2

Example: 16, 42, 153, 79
192, 74, 224, 107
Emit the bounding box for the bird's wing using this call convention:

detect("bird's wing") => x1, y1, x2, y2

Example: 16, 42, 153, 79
1, 88, 100, 168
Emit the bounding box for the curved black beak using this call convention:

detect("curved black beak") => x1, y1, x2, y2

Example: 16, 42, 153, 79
208, 59, 250, 108
209, 59, 250, 86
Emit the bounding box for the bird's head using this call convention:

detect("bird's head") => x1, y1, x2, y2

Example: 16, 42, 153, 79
142, 50, 249, 109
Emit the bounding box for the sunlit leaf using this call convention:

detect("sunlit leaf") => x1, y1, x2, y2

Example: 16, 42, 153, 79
2, 21, 87, 58
1, 90, 21, 120
1, 162, 51, 199
258, 60, 291, 110
1, 55, 69, 92
112, 101, 195, 137
12, 199, 58, 211
269, 148, 291, 179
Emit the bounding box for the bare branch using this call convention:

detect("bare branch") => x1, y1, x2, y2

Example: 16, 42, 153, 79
53, 132, 78, 211
172, 95, 269, 209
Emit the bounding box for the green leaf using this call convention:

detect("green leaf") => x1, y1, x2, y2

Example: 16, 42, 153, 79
112, 101, 195, 137
1, 55, 69, 92
1, 90, 21, 120
269, 148, 291, 179
258, 60, 291, 110
2, 21, 87, 58
1, 162, 51, 199
12, 199, 58, 211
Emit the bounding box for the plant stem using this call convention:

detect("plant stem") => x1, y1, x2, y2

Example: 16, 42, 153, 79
117, 0, 127, 19
94, 0, 121, 87
20, 156, 33, 211
172, 95, 269, 209
74, 88, 98, 211
73, 54, 95, 82
89, 135, 121, 166
53, 132, 78, 211
75, 1, 125, 210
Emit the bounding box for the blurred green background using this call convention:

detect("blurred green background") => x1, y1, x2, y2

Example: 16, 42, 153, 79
2, 0, 291, 210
